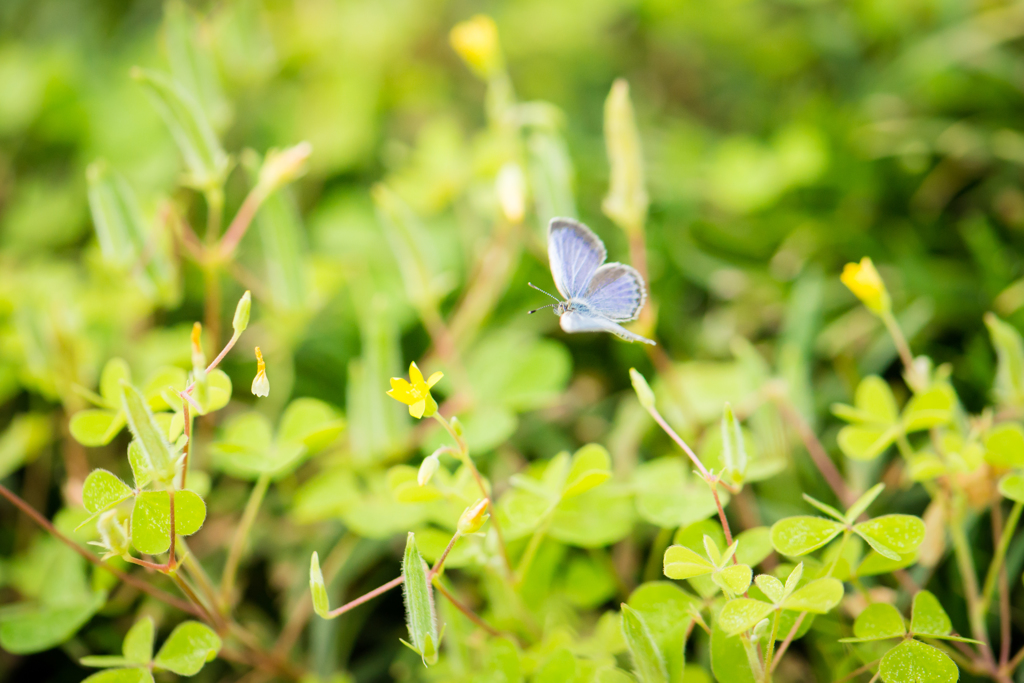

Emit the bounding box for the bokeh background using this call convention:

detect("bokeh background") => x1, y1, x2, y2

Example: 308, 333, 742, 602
2, 0, 1024, 681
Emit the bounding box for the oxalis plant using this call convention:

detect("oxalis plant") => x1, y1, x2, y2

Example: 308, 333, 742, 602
4, 6, 1024, 683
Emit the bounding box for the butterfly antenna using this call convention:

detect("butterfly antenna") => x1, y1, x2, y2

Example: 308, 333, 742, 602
528, 282, 561, 302
527, 303, 556, 315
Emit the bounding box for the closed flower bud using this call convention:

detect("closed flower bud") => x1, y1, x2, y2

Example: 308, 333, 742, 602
457, 498, 489, 534
251, 346, 269, 397
233, 290, 252, 335
840, 257, 891, 316
418, 452, 441, 486
450, 416, 464, 437
629, 368, 656, 411
449, 15, 503, 80
258, 142, 312, 193
89, 509, 131, 561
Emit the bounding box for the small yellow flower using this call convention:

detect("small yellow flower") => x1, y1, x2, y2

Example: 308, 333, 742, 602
449, 15, 503, 79
251, 346, 269, 397
841, 257, 891, 316
457, 498, 489, 534
387, 362, 443, 419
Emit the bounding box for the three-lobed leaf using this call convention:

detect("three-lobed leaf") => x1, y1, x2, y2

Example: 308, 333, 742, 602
130, 490, 206, 555
122, 617, 154, 664
841, 603, 905, 642
852, 515, 925, 561
718, 598, 775, 636
781, 577, 843, 614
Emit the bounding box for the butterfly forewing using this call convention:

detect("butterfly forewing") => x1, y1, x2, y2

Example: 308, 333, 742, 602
583, 263, 646, 322
548, 218, 606, 299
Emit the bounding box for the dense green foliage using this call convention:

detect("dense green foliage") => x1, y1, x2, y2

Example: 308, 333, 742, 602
5, 1, 1024, 682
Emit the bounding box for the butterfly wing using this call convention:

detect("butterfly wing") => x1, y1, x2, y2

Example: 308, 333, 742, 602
581, 263, 646, 322
559, 310, 656, 345
548, 218, 606, 299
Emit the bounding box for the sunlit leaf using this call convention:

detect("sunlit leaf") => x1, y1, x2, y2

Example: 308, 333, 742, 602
878, 639, 957, 683
781, 577, 843, 614
910, 591, 951, 637
718, 598, 774, 635
770, 516, 843, 557
839, 603, 905, 642
985, 423, 1024, 468
130, 490, 206, 555
562, 444, 612, 499
153, 621, 221, 676
123, 616, 154, 664
82, 469, 133, 514
853, 515, 925, 561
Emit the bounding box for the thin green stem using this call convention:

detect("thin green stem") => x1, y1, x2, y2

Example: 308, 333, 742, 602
219, 473, 271, 612
515, 512, 553, 584
981, 501, 1023, 616
881, 310, 916, 381
762, 610, 781, 683
950, 503, 995, 665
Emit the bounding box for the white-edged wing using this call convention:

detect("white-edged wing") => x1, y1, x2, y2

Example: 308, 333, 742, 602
560, 310, 656, 345
582, 263, 646, 322
548, 218, 606, 299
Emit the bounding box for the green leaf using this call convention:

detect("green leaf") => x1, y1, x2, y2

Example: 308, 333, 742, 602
784, 562, 804, 597
855, 375, 899, 424
634, 456, 720, 529
845, 483, 886, 523
630, 368, 656, 410
82, 670, 154, 683
0, 591, 105, 654
0, 413, 51, 479
720, 402, 748, 484
127, 441, 153, 490
781, 577, 843, 614
902, 384, 955, 432
621, 604, 668, 683
842, 603, 905, 642
837, 425, 897, 461
196, 369, 232, 415
802, 494, 846, 522
132, 68, 229, 190
755, 574, 784, 604
879, 639, 958, 683
910, 591, 952, 637
985, 423, 1024, 468
770, 516, 844, 557
70, 410, 124, 447
718, 598, 775, 635
120, 382, 175, 483
123, 616, 154, 664
735, 527, 773, 567
998, 473, 1024, 502
82, 469, 133, 514
80, 655, 132, 668
713, 563, 753, 595
550, 484, 634, 548
153, 621, 221, 676
853, 515, 925, 561
663, 545, 715, 580
100, 358, 132, 405
703, 535, 722, 565
562, 444, 612, 499
130, 490, 207, 555
710, 617, 757, 683
279, 398, 345, 452
401, 532, 438, 665
985, 312, 1024, 408
310, 551, 330, 618
625, 581, 698, 654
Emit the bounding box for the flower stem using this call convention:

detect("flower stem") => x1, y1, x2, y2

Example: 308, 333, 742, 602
645, 404, 711, 479
433, 578, 504, 638
771, 394, 854, 507
220, 473, 271, 612
762, 610, 781, 683
950, 500, 995, 666
980, 501, 1022, 617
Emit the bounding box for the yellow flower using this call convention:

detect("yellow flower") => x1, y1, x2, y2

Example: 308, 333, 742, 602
449, 15, 503, 79
387, 362, 443, 419
841, 257, 890, 316
251, 346, 269, 397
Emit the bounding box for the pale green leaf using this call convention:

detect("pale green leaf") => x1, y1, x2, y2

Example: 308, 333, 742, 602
902, 385, 955, 432
663, 545, 715, 580
985, 423, 1024, 468
120, 382, 175, 482
130, 490, 207, 555
845, 483, 886, 523
634, 456, 720, 529
879, 639, 958, 683
562, 444, 612, 499
910, 591, 952, 637
720, 402, 748, 484
123, 616, 154, 664
127, 441, 152, 490
549, 484, 634, 548
802, 494, 846, 522
79, 655, 132, 668
718, 598, 775, 635
153, 621, 221, 676
82, 469, 133, 514
714, 563, 752, 595
754, 574, 784, 604
100, 359, 132, 405
279, 398, 344, 452
855, 376, 899, 424
781, 577, 843, 614
310, 551, 330, 618
735, 527, 773, 567
853, 515, 925, 561
621, 604, 668, 683
998, 473, 1024, 502
0, 591, 105, 654
770, 516, 843, 557
985, 312, 1024, 408
837, 425, 896, 461
82, 670, 154, 683
70, 410, 124, 447
844, 603, 905, 642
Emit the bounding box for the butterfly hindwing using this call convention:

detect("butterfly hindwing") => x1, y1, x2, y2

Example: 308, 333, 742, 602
582, 263, 646, 322
559, 311, 656, 345
548, 218, 606, 299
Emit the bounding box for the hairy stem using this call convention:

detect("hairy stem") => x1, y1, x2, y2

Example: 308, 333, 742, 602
762, 611, 781, 683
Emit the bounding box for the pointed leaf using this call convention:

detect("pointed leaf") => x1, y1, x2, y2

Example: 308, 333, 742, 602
120, 382, 175, 483
782, 577, 843, 614
910, 591, 952, 637
854, 515, 925, 561
720, 402, 748, 484
718, 598, 775, 635
663, 545, 715, 580
879, 639, 958, 683
153, 621, 221, 676
123, 617, 154, 664
784, 562, 804, 598
802, 494, 846, 522
845, 483, 886, 523
401, 532, 438, 665
130, 490, 206, 555
770, 516, 843, 557
703, 535, 722, 566
127, 441, 152, 490
82, 469, 133, 514
621, 604, 668, 683
985, 312, 1024, 408
562, 444, 612, 499
755, 574, 784, 604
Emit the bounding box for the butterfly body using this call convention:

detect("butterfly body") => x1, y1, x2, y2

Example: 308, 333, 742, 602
533, 217, 656, 345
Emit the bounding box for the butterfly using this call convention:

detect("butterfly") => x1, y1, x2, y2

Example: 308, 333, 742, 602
529, 217, 656, 345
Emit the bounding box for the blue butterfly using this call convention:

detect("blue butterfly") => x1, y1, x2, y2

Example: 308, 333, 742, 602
529, 217, 656, 345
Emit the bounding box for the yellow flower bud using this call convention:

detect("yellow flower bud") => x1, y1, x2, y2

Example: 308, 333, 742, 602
458, 498, 489, 534
840, 257, 891, 316
449, 15, 503, 80
252, 346, 269, 397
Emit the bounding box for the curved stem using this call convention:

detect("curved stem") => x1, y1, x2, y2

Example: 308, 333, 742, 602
220, 473, 271, 612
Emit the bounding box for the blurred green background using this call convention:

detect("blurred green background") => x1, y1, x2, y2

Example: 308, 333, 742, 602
2, 0, 1024, 681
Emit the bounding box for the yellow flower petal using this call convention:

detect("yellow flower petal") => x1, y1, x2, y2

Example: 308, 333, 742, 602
387, 378, 417, 404
841, 257, 890, 315
410, 399, 426, 419
426, 371, 443, 388
409, 362, 424, 385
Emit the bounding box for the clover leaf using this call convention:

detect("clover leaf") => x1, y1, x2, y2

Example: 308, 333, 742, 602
663, 534, 752, 596
80, 616, 220, 680
718, 563, 843, 635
